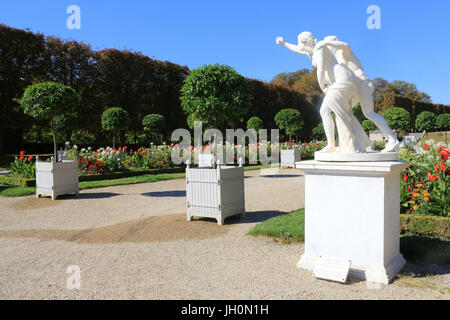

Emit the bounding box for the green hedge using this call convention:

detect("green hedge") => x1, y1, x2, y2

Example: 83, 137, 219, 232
400, 214, 450, 240
0, 175, 36, 187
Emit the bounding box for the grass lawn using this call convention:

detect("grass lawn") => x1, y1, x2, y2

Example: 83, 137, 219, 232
248, 208, 305, 243
0, 163, 274, 197
248, 208, 450, 265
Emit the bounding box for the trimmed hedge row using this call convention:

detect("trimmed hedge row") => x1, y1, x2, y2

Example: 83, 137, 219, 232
378, 92, 450, 130
400, 214, 450, 240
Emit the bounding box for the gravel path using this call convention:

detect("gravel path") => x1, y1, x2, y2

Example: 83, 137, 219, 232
0, 168, 448, 299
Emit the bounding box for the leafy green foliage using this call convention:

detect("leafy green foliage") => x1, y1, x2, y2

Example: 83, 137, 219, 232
362, 119, 377, 132
311, 122, 325, 139
274, 108, 304, 139
142, 114, 165, 133
101, 107, 129, 132
21, 82, 79, 121
352, 104, 366, 123
383, 107, 411, 133
246, 116, 263, 132
436, 113, 450, 131
180, 64, 249, 129
415, 111, 437, 132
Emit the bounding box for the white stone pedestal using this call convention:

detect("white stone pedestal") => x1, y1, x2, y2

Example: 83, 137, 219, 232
295, 160, 409, 284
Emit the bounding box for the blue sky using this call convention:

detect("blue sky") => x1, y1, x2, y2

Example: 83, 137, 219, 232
1, 0, 449, 104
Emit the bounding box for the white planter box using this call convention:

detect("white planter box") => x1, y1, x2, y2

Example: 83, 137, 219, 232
186, 165, 245, 225
36, 157, 79, 200
296, 160, 409, 284
197, 153, 224, 167
280, 149, 301, 168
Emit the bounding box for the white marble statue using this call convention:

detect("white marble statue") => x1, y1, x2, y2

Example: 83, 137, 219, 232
276, 32, 399, 154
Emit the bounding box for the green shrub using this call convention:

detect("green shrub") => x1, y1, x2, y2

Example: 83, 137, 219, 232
101, 107, 129, 148
21, 82, 80, 158
362, 119, 377, 132
400, 214, 450, 240
247, 116, 263, 132
180, 64, 249, 130
311, 123, 325, 139
382, 107, 411, 133
275, 108, 304, 141
415, 111, 437, 132
436, 113, 450, 131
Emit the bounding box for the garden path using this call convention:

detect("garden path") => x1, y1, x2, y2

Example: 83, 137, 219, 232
0, 168, 448, 299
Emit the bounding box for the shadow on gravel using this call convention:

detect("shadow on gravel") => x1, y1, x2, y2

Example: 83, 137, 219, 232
141, 190, 186, 197
0, 214, 231, 243
61, 192, 121, 200
260, 174, 302, 178
226, 210, 287, 224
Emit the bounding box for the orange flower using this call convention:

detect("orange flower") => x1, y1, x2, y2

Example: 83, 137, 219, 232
424, 197, 429, 201
413, 205, 419, 210
416, 183, 423, 188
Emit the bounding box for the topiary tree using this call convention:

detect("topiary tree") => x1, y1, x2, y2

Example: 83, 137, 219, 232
415, 111, 437, 133
247, 116, 263, 133
101, 107, 129, 148
436, 113, 450, 131
382, 107, 410, 135
362, 119, 377, 133
436, 113, 450, 143
274, 108, 304, 142
181, 64, 249, 166
142, 113, 165, 143
180, 64, 249, 130
21, 82, 80, 160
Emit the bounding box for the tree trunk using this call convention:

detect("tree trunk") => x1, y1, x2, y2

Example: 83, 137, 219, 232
113, 133, 116, 149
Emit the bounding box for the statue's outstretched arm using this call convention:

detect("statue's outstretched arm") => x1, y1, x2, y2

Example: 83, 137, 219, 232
276, 36, 311, 57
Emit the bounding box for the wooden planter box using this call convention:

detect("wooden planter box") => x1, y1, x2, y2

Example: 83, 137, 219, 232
36, 157, 79, 200
186, 165, 245, 225
280, 149, 301, 168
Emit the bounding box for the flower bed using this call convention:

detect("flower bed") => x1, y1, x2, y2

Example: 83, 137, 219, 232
399, 140, 449, 217
7, 140, 327, 180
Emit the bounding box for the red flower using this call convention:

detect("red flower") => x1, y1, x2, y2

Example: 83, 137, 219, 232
303, 142, 308, 146
19, 156, 24, 161
427, 173, 438, 181
138, 148, 142, 152
20, 150, 26, 155
424, 144, 430, 150
118, 147, 122, 152
402, 173, 408, 182
440, 149, 449, 161
123, 146, 128, 150
27, 155, 33, 162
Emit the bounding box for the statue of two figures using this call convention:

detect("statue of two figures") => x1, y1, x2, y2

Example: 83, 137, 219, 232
276, 32, 399, 158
